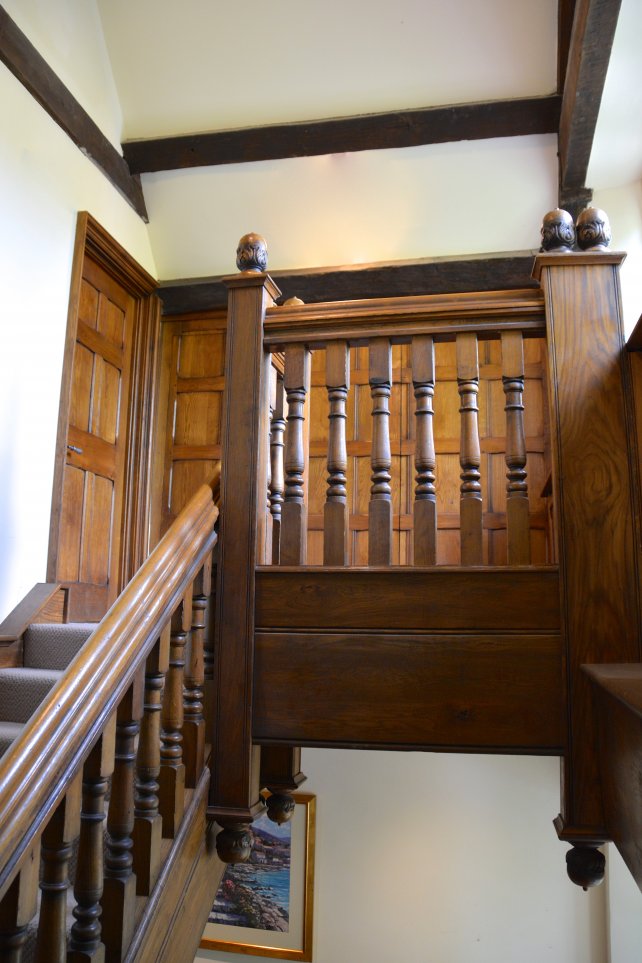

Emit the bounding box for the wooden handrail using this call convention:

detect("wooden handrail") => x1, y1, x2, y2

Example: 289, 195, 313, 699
0, 473, 220, 900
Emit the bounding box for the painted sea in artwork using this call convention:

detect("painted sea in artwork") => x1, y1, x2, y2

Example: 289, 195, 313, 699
209, 811, 292, 931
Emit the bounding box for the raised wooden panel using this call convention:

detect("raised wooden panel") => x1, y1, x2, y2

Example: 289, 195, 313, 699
97, 295, 126, 348
169, 461, 219, 516
69, 344, 93, 432
79, 277, 99, 328
174, 392, 222, 447
80, 473, 113, 583
254, 630, 564, 751
255, 567, 560, 631
90, 357, 121, 444
58, 466, 85, 582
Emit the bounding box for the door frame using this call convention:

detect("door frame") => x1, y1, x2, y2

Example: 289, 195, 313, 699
47, 212, 160, 617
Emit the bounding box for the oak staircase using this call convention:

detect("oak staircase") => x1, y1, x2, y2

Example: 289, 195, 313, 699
2, 205, 642, 960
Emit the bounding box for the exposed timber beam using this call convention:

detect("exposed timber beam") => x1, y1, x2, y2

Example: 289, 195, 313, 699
558, 0, 622, 212
158, 252, 540, 316
124, 96, 561, 175
0, 7, 147, 220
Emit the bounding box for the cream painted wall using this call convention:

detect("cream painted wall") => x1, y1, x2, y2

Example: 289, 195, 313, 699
196, 750, 607, 963
2, 0, 124, 151
0, 63, 156, 623
593, 180, 642, 339
143, 133, 558, 279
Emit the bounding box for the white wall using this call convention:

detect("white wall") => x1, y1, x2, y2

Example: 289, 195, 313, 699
0, 20, 156, 621
196, 750, 607, 963
593, 180, 642, 339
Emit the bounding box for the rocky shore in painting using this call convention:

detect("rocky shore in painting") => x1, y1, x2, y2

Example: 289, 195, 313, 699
210, 820, 291, 931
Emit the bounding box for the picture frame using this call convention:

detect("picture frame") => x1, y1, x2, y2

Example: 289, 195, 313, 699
200, 792, 316, 961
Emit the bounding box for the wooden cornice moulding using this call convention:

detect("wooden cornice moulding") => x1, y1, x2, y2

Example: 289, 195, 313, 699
123, 95, 561, 174
0, 8, 148, 220
158, 253, 540, 315
81, 213, 157, 294
532, 249, 626, 280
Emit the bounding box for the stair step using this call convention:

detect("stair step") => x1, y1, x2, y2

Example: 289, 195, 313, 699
0, 720, 24, 758
23, 622, 96, 670
0, 667, 63, 723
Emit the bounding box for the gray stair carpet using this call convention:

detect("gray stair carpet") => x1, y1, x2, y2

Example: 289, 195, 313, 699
23, 622, 95, 669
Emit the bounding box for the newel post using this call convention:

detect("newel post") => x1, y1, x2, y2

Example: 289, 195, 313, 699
209, 233, 280, 860
534, 207, 642, 887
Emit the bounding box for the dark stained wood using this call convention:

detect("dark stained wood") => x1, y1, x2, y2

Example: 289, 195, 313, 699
123, 96, 560, 174
626, 312, 642, 352
183, 590, 207, 789
209, 272, 279, 825
158, 254, 540, 315
0, 583, 65, 643
585, 665, 642, 892
0, 842, 40, 962
269, 376, 286, 564
253, 631, 564, 751
324, 342, 350, 566
558, 0, 577, 92
368, 340, 393, 565
457, 333, 483, 564
412, 336, 437, 565
255, 568, 560, 631
534, 251, 642, 842
159, 601, 189, 838
558, 0, 622, 195
281, 347, 312, 565
0, 9, 147, 219
502, 331, 531, 564
35, 779, 81, 963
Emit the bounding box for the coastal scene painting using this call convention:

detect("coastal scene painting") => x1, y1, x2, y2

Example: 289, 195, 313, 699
210, 810, 292, 931
200, 792, 315, 961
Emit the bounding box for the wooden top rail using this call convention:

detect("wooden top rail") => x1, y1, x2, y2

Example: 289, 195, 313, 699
0, 472, 220, 900
264, 288, 545, 347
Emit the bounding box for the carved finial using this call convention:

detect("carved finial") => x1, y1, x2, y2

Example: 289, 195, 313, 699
265, 792, 296, 825
565, 845, 605, 890
236, 233, 268, 273
283, 296, 304, 306
576, 207, 612, 251
215, 822, 254, 863
540, 209, 576, 253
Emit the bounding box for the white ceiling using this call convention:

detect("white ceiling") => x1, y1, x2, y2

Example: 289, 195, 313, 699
97, 0, 557, 140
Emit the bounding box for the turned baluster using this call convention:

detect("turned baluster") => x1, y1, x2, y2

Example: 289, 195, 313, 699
269, 376, 286, 565
34, 777, 82, 963
412, 335, 437, 565
281, 346, 311, 565
159, 593, 190, 837
133, 629, 169, 896
368, 338, 393, 566
457, 332, 483, 564
0, 842, 40, 963
501, 330, 530, 564
68, 719, 116, 963
101, 675, 144, 961
184, 560, 212, 787
324, 341, 350, 566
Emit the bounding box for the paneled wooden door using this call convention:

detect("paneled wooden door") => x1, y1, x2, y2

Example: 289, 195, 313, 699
48, 214, 159, 621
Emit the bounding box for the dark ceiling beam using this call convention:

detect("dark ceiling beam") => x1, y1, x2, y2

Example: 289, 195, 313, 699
158, 252, 539, 316
0, 7, 147, 220
124, 96, 561, 175
558, 0, 622, 213
557, 0, 577, 93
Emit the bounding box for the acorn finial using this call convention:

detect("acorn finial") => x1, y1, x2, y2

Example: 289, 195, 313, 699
236, 233, 268, 272
266, 792, 296, 825
565, 845, 605, 890
540, 209, 576, 253
215, 822, 254, 863
576, 207, 612, 251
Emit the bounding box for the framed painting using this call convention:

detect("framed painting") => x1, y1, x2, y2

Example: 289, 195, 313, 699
200, 792, 316, 960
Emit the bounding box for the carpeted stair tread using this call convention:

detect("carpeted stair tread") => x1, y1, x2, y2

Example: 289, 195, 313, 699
23, 622, 96, 670
0, 667, 63, 723
0, 720, 24, 757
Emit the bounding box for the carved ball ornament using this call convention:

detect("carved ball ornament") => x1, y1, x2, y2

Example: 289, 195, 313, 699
565, 845, 605, 890
215, 823, 254, 863
236, 232, 268, 272
540, 209, 576, 253
266, 792, 296, 825
576, 207, 612, 251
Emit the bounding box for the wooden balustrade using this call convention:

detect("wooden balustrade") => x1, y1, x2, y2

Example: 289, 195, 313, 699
259, 290, 546, 569
0, 474, 219, 960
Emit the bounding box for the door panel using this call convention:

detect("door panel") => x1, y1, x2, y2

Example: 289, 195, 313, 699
56, 256, 136, 620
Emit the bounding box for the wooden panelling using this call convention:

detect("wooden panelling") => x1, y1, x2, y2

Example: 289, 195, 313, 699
254, 631, 564, 751
255, 568, 560, 631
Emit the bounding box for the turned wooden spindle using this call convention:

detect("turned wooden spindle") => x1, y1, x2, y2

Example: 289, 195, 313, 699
457, 332, 483, 564
68, 720, 116, 963
101, 676, 144, 961
324, 341, 350, 566
133, 629, 169, 896
159, 595, 190, 838
368, 338, 393, 566
35, 778, 82, 963
269, 376, 286, 565
281, 346, 311, 565
412, 335, 437, 566
501, 331, 530, 564
0, 842, 40, 963
184, 566, 211, 787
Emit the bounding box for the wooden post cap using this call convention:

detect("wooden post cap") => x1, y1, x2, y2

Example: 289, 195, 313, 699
540, 209, 575, 253
236, 233, 268, 272
576, 207, 612, 251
